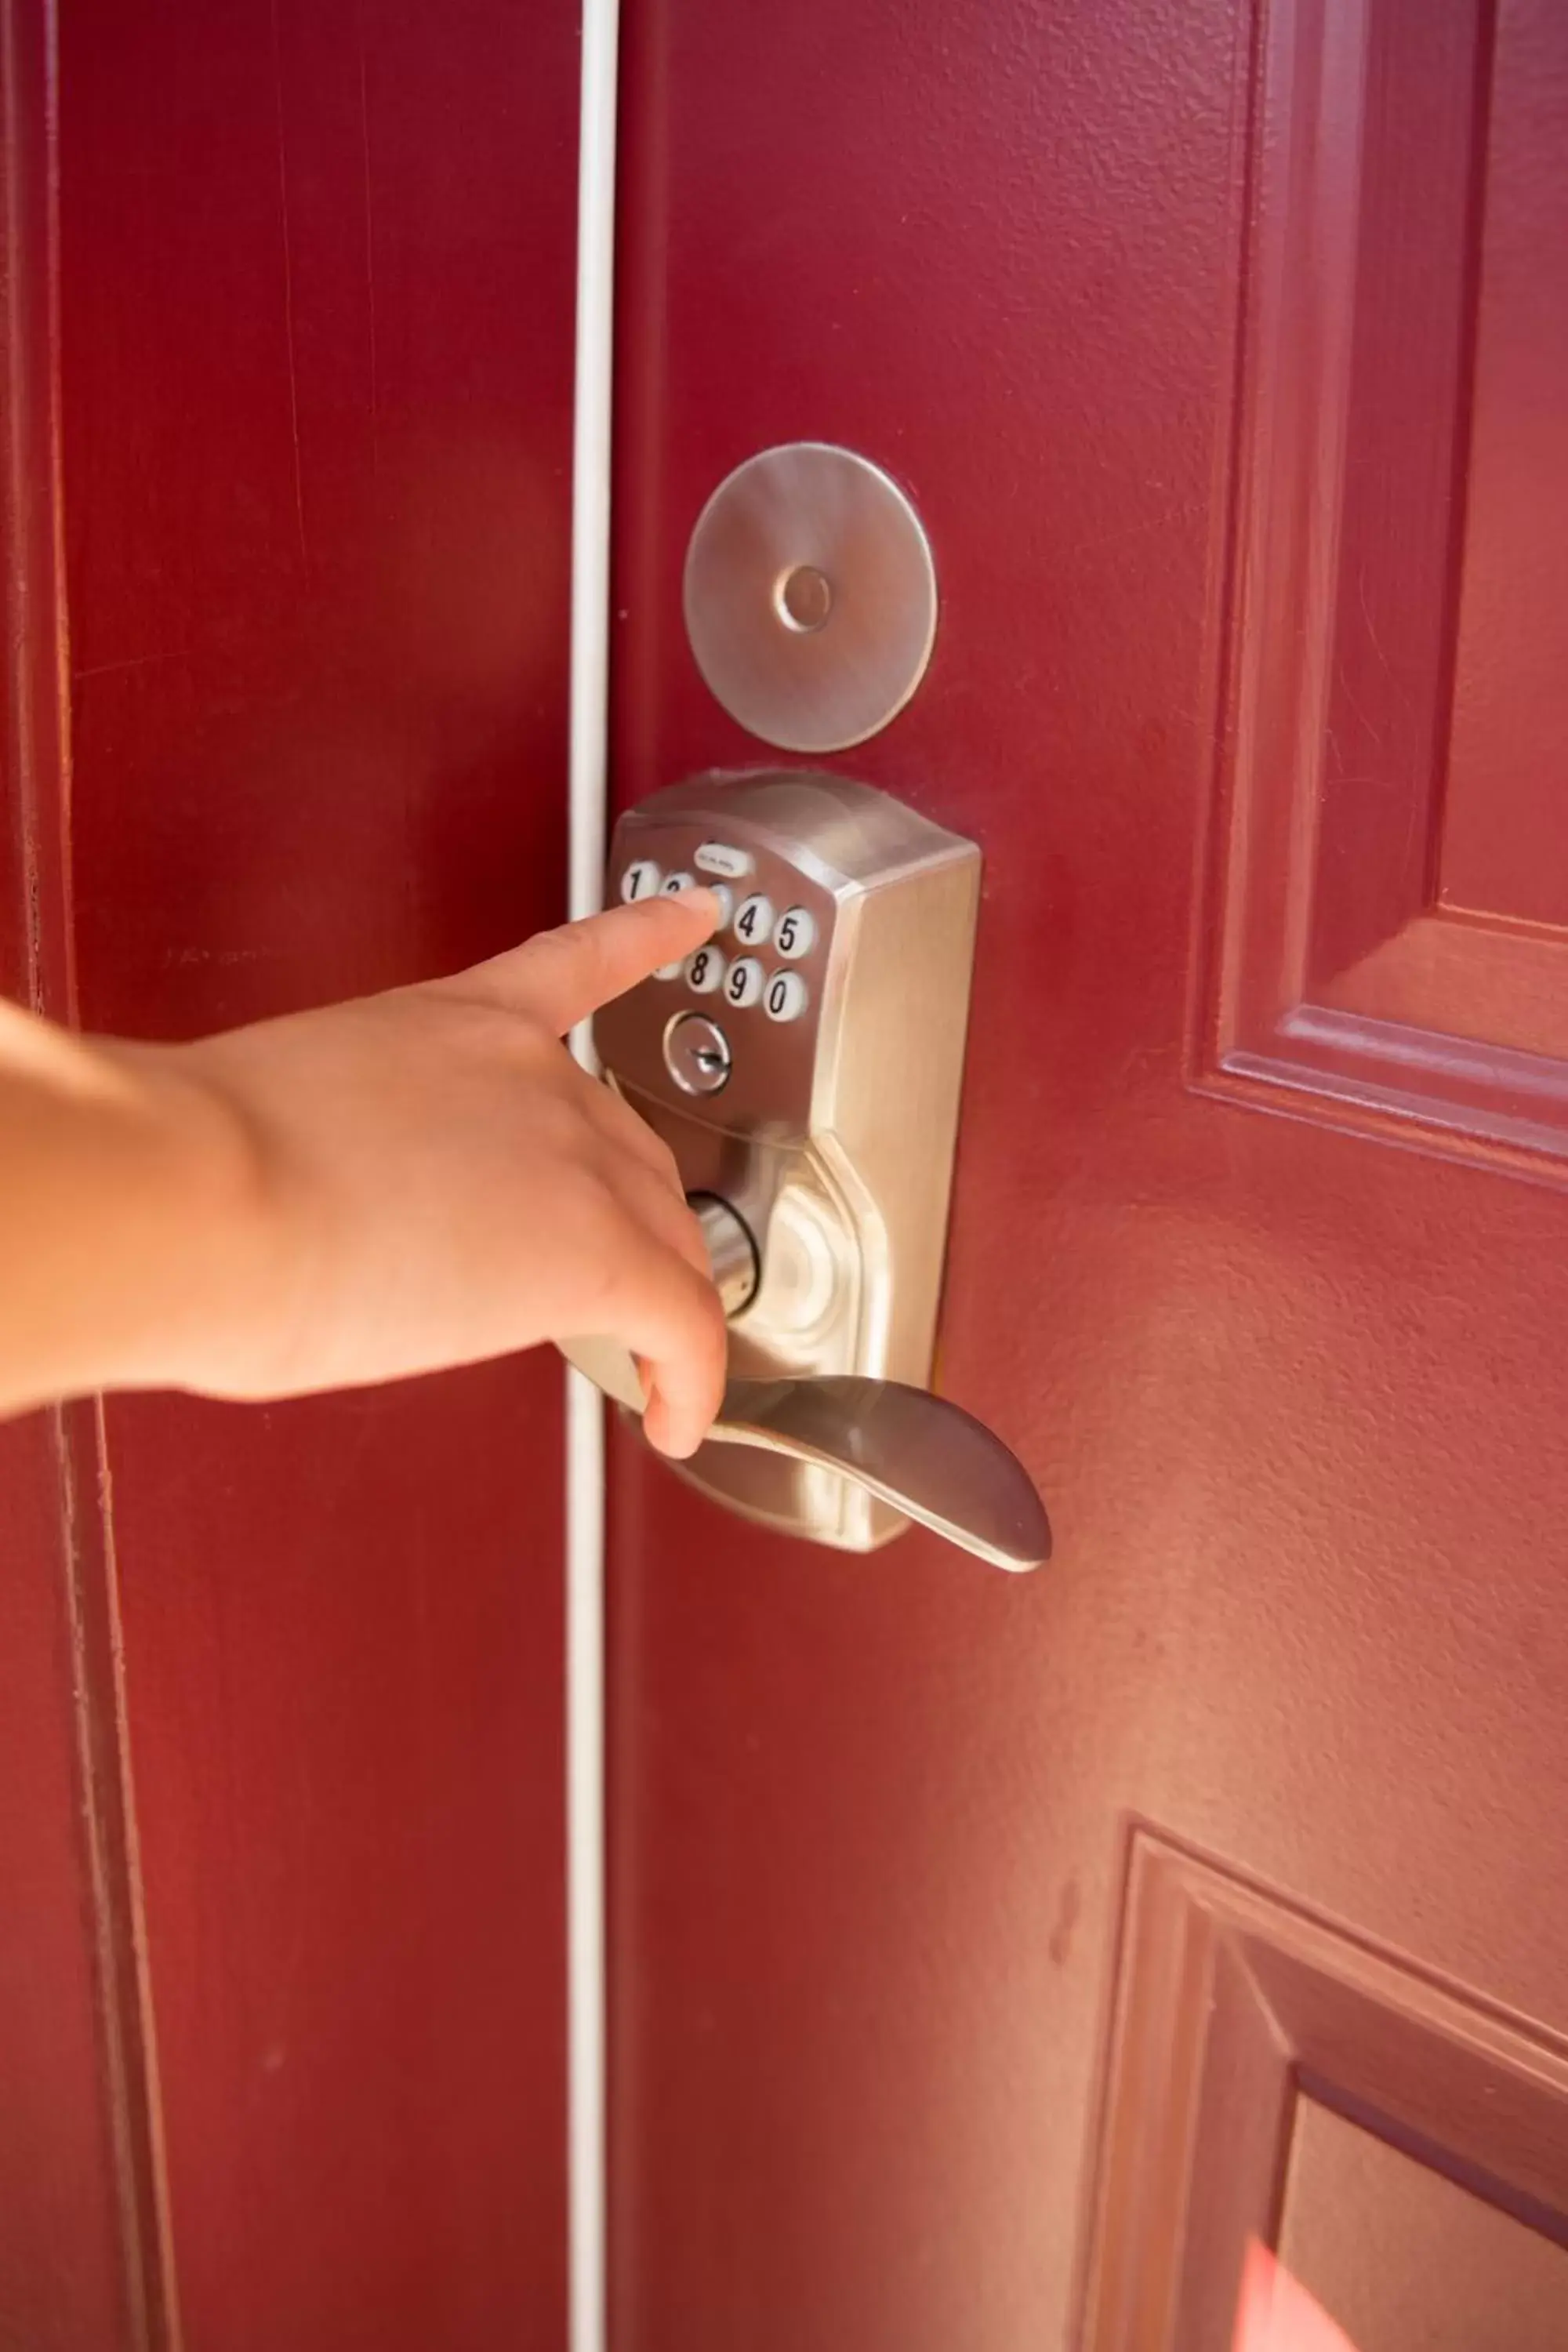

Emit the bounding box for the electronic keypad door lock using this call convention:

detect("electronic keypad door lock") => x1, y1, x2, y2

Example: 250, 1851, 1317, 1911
563, 770, 1050, 1573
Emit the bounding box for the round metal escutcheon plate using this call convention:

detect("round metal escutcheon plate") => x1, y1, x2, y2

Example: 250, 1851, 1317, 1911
683, 443, 937, 754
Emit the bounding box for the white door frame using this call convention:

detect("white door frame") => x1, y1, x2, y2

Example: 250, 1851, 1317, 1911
566, 2, 622, 2348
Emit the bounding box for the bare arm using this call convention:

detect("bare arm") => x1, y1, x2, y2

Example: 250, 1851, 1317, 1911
0, 887, 727, 1457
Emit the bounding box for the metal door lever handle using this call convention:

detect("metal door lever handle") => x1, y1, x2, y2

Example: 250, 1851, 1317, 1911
561, 1197, 1051, 1574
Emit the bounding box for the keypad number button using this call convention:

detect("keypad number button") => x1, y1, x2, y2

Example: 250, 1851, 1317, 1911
660, 869, 695, 897
620, 859, 662, 902
773, 906, 817, 960
724, 956, 764, 1009
732, 892, 775, 947
764, 970, 809, 1023
653, 961, 683, 982
685, 946, 727, 995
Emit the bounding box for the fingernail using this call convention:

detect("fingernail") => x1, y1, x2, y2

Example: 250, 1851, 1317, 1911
672, 884, 720, 921
643, 1388, 698, 1459
654, 1425, 701, 1461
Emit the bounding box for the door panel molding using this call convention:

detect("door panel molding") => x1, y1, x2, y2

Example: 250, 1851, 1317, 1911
1, 1, 581, 2340
1, 2, 176, 2339
1079, 1828, 1568, 2350
1196, 0, 1568, 1181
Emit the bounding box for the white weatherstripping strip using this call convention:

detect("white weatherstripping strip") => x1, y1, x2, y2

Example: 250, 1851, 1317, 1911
566, 0, 621, 2345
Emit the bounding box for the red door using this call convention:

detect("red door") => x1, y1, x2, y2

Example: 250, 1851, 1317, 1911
2, 3, 576, 2343
608, 2, 1568, 2347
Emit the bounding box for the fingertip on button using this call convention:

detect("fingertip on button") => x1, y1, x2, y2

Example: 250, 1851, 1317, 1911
670, 882, 723, 930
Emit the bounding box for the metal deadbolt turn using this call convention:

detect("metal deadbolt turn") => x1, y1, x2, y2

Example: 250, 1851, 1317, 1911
683, 443, 938, 754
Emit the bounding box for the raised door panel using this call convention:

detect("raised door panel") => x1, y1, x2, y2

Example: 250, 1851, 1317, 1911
1204, 0, 1568, 1173
1281, 2106, 1568, 2351
1083, 1836, 1568, 2349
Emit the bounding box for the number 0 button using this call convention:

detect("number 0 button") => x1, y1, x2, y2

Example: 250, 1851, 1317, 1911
686, 945, 726, 994
773, 906, 816, 959
764, 970, 809, 1022
724, 956, 764, 1008
732, 892, 774, 947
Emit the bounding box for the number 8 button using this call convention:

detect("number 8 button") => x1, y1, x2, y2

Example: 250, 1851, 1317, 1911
686, 945, 725, 994
732, 892, 774, 947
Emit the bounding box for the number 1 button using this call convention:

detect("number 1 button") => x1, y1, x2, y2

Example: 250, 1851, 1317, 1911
620, 859, 661, 902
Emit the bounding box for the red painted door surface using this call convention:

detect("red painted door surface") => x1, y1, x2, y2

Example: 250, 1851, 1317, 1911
608, 2, 1568, 2347
2, 3, 576, 2345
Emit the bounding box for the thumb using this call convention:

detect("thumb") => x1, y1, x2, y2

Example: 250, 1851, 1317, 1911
439, 887, 720, 1034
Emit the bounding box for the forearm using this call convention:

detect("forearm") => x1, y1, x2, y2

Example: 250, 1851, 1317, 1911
0, 999, 259, 1414
0, 890, 727, 1448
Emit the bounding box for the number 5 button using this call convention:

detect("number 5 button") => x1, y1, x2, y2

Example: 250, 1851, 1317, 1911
773, 906, 816, 959
764, 970, 809, 1022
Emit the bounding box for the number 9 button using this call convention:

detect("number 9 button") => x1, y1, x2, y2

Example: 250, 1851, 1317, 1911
724, 956, 764, 1008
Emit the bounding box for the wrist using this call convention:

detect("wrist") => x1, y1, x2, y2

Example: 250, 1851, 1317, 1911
82, 1037, 288, 1398
0, 1005, 274, 1412
0, 1018, 282, 1409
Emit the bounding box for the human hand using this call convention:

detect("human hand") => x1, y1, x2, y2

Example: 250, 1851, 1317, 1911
102, 887, 727, 1455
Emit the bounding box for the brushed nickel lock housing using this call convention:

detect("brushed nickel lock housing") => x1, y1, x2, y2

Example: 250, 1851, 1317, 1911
566, 769, 1047, 1570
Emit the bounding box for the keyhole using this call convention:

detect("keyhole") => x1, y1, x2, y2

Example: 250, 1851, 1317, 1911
775, 564, 833, 634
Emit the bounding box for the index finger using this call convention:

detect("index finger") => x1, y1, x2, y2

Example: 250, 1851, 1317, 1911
445, 888, 720, 1034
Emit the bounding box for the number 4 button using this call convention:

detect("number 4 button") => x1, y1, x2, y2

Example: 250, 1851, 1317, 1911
732, 892, 774, 946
